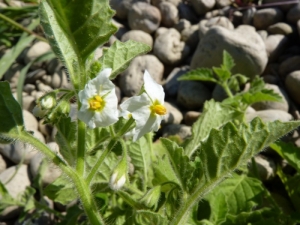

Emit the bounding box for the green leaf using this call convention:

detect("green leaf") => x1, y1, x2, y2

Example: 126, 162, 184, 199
171, 118, 300, 225
177, 68, 217, 83
98, 40, 151, 79
0, 19, 39, 80
135, 210, 168, 225
44, 175, 77, 205
0, 82, 24, 138
55, 117, 77, 166
160, 138, 195, 193
58, 205, 83, 225
212, 67, 231, 81
270, 141, 300, 173
222, 50, 235, 71
85, 127, 110, 153
39, 0, 117, 87
184, 100, 243, 157
128, 136, 152, 189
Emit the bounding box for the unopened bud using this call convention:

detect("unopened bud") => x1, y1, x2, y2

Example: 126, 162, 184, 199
40, 94, 56, 110
32, 105, 47, 118
109, 172, 126, 191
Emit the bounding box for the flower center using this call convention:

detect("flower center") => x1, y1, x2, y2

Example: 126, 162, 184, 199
150, 103, 166, 116
88, 95, 104, 111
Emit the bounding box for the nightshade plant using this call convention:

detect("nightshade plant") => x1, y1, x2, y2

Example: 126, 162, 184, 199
0, 0, 300, 224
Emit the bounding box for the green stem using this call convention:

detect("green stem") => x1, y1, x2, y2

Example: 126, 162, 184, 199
116, 117, 135, 137
86, 138, 118, 184
76, 120, 86, 176
0, 13, 48, 42
109, 125, 116, 138
221, 82, 234, 98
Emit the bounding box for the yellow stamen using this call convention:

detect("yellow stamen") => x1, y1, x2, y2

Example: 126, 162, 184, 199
88, 95, 104, 111
150, 103, 167, 116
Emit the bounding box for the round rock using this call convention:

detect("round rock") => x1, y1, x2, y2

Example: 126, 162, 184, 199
184, 111, 201, 126
164, 66, 190, 97
119, 55, 164, 96
177, 81, 212, 110
30, 142, 62, 186
287, 3, 300, 24
199, 16, 234, 39
285, 70, 300, 105
23, 109, 38, 131
162, 124, 192, 140
121, 30, 153, 47
245, 109, 293, 122
0, 154, 6, 173
279, 56, 300, 77
190, 0, 215, 15
128, 2, 161, 34
251, 84, 289, 112
0, 165, 30, 219
159, 2, 179, 27
161, 102, 183, 125
153, 28, 189, 65
265, 34, 289, 63
248, 155, 276, 181
191, 26, 268, 79
253, 8, 283, 30
24, 41, 51, 64
267, 22, 294, 35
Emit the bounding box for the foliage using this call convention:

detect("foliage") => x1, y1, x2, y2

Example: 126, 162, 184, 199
0, 0, 299, 225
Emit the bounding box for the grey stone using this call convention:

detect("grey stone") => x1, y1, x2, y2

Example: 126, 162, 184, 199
199, 16, 234, 39
36, 80, 53, 92
110, 0, 150, 20
265, 34, 289, 62
22, 94, 35, 112
285, 70, 300, 105
184, 111, 201, 126
23, 83, 35, 94
119, 55, 164, 96
252, 84, 289, 112
190, 0, 215, 15
215, 0, 231, 8
279, 56, 300, 77
212, 84, 227, 102
0, 165, 30, 219
177, 3, 198, 23
174, 19, 191, 32
257, 30, 268, 42
162, 102, 183, 125
159, 2, 179, 27
128, 2, 161, 34
246, 109, 293, 122
243, 7, 256, 24
298, 20, 300, 37
23, 109, 38, 131
46, 58, 61, 75
153, 28, 189, 65
30, 142, 62, 186
287, 3, 300, 24
263, 74, 279, 84
4, 63, 22, 90
112, 19, 129, 40
267, 22, 294, 35
121, 30, 153, 47
164, 66, 190, 97
0, 154, 6, 173
177, 81, 212, 109
248, 155, 276, 181
24, 41, 51, 64
51, 69, 69, 89
191, 26, 268, 79
253, 8, 284, 30
0, 130, 44, 164
181, 24, 199, 49
162, 124, 192, 140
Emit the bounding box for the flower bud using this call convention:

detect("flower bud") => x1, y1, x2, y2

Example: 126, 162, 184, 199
140, 186, 161, 209
109, 171, 126, 191
40, 93, 56, 110
32, 105, 47, 118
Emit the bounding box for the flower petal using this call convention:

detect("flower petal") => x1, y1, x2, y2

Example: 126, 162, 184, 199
133, 113, 161, 141
120, 93, 150, 113
92, 68, 115, 95
143, 70, 165, 103
78, 110, 95, 128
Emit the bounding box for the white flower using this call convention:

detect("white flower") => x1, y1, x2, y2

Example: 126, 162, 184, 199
40, 95, 56, 109
32, 104, 47, 118
109, 172, 126, 191
77, 68, 118, 128
120, 70, 167, 141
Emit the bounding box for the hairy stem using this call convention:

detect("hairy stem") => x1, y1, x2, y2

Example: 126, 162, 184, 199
0, 13, 48, 42
86, 138, 118, 185
76, 120, 86, 176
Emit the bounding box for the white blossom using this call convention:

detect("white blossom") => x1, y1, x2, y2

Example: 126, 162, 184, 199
109, 172, 126, 191
120, 70, 166, 141
77, 68, 118, 128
